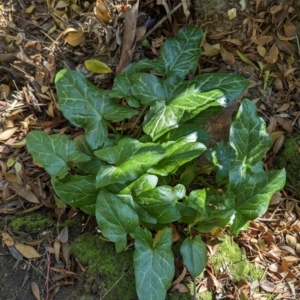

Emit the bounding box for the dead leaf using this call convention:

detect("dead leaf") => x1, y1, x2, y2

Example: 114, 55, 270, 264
283, 20, 296, 38
260, 280, 276, 293
275, 37, 294, 55
236, 50, 259, 71
61, 242, 70, 263
15, 242, 41, 258
54, 240, 61, 262
171, 224, 180, 243
63, 26, 85, 47
9, 182, 40, 203
0, 84, 10, 99
57, 227, 68, 243
272, 133, 285, 154
94, 0, 111, 22
116, 0, 139, 74
286, 235, 297, 249
264, 43, 278, 64
276, 103, 290, 112
135, 26, 146, 42
2, 172, 23, 185
254, 36, 273, 46
31, 282, 41, 300
0, 127, 17, 141
220, 44, 234, 65
170, 283, 189, 293
1, 232, 15, 247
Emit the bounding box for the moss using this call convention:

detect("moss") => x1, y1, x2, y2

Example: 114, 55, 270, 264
274, 135, 300, 197
71, 233, 136, 300
9, 212, 53, 233
71, 233, 190, 300
211, 235, 264, 282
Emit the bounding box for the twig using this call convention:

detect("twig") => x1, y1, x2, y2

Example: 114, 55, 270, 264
140, 2, 182, 42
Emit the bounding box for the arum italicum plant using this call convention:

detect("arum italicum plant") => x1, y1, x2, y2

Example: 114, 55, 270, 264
26, 27, 286, 299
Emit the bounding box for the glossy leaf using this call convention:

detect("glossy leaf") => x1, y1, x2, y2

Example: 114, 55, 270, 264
96, 190, 139, 252
180, 236, 207, 278
227, 169, 286, 235
51, 175, 98, 215
206, 141, 235, 182
94, 138, 165, 187
149, 134, 206, 176
26, 131, 90, 178
134, 227, 174, 300
143, 89, 227, 140
55, 69, 137, 149
135, 185, 187, 224
74, 135, 104, 174
229, 99, 272, 176
155, 26, 204, 79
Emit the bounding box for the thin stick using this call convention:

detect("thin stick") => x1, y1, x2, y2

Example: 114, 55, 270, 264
140, 2, 182, 42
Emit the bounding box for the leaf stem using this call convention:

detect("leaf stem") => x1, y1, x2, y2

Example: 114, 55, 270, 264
106, 121, 118, 134
129, 105, 148, 136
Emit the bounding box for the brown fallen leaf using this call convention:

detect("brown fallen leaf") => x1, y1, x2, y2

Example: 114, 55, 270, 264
94, 0, 111, 23
116, 0, 139, 74
283, 20, 297, 38
254, 35, 273, 46
63, 26, 85, 47
31, 282, 41, 300
1, 232, 15, 247
9, 182, 40, 203
54, 240, 61, 263
220, 44, 234, 65
264, 43, 278, 64
15, 242, 41, 258
0, 127, 17, 141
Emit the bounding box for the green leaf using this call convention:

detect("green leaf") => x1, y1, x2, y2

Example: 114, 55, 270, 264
229, 99, 271, 176
131, 74, 167, 105
158, 124, 210, 146
94, 138, 165, 187
190, 73, 250, 103
55, 69, 137, 149
120, 174, 158, 196
179, 162, 197, 185
143, 89, 227, 140
51, 175, 98, 215
149, 134, 206, 176
135, 185, 187, 224
26, 131, 90, 178
96, 190, 139, 252
74, 135, 104, 174
227, 169, 286, 235
155, 26, 204, 79
206, 141, 235, 182
84, 59, 112, 74
134, 227, 174, 300
180, 236, 207, 278
187, 190, 233, 232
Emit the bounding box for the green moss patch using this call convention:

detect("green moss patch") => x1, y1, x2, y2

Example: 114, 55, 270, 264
211, 235, 264, 282
9, 212, 53, 233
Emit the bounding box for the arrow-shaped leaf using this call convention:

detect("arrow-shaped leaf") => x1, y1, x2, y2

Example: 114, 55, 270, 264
155, 26, 204, 79
26, 131, 90, 179
229, 99, 272, 176
134, 227, 174, 300
96, 190, 139, 252
55, 69, 137, 149
180, 236, 207, 278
